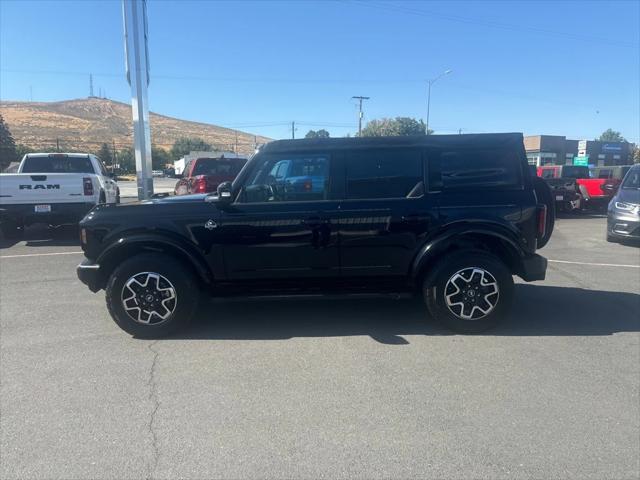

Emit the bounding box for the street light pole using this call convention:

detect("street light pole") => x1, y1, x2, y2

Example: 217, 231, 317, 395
426, 69, 451, 135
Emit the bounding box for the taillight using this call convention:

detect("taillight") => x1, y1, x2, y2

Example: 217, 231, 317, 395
304, 180, 312, 191
537, 204, 547, 239
83, 177, 94, 196
192, 176, 208, 193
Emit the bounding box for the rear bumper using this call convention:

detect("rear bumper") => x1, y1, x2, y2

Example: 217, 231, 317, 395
519, 253, 547, 282
0, 202, 95, 226
77, 259, 102, 292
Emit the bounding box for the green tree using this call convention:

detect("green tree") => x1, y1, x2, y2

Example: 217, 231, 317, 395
117, 148, 135, 173
0, 113, 17, 171
15, 144, 34, 161
360, 117, 432, 137
170, 137, 213, 159
596, 129, 626, 142
632, 144, 640, 164
152, 146, 170, 170
305, 129, 330, 139
97, 143, 113, 166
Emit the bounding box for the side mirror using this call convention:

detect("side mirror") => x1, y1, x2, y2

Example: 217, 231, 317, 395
216, 181, 233, 203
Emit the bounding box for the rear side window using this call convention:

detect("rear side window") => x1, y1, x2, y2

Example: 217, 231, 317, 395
22, 156, 95, 174
345, 149, 423, 199
192, 158, 246, 176
562, 166, 589, 179
429, 149, 521, 190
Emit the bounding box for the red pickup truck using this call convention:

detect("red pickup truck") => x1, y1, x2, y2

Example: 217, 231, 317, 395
537, 165, 625, 211
174, 156, 247, 195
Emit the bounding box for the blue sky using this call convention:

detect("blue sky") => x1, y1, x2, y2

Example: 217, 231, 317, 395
1, 0, 638, 142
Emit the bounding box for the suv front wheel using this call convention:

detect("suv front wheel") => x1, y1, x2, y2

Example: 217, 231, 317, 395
424, 251, 514, 333
105, 253, 199, 337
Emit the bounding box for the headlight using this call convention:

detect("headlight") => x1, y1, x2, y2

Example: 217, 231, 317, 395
615, 202, 640, 214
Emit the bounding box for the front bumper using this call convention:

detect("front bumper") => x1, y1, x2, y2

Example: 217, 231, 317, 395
77, 259, 102, 292
519, 253, 547, 282
607, 211, 640, 239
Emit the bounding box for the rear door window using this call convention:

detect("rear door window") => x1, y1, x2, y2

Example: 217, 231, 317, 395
345, 149, 423, 199
22, 156, 95, 174
429, 148, 521, 190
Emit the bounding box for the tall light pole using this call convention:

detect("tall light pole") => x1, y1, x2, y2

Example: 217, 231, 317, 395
426, 69, 451, 135
352, 96, 370, 136
123, 0, 153, 199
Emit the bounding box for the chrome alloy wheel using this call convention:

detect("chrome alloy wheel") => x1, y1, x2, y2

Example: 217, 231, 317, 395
121, 272, 177, 325
444, 267, 499, 320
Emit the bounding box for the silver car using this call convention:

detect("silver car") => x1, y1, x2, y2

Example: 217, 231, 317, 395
607, 164, 640, 242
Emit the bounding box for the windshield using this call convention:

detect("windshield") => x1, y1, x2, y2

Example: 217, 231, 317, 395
621, 168, 640, 189
192, 158, 246, 176
562, 166, 589, 179
21, 156, 95, 174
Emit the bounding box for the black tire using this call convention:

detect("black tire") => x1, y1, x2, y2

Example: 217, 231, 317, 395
606, 232, 618, 243
532, 176, 555, 248
115, 188, 121, 204
99, 191, 106, 204
0, 221, 24, 239
424, 250, 514, 333
105, 253, 199, 338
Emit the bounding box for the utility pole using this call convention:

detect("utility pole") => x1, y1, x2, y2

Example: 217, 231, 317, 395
234, 130, 238, 154
56, 137, 60, 152
89, 74, 94, 97
112, 139, 118, 170
123, 0, 153, 199
458, 128, 462, 135
291, 121, 296, 139
29, 86, 33, 102
352, 96, 370, 136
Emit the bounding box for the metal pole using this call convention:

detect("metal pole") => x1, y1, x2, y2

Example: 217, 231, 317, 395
292, 121, 295, 139
122, 0, 153, 200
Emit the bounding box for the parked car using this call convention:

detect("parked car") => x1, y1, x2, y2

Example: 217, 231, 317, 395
77, 133, 551, 337
607, 164, 640, 242
592, 165, 633, 197
0, 153, 119, 238
174, 156, 247, 195
537, 165, 588, 212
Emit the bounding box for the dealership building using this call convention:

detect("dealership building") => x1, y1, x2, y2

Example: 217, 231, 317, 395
524, 135, 634, 167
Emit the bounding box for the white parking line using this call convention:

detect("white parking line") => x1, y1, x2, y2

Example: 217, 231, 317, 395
0, 251, 84, 259
549, 259, 640, 269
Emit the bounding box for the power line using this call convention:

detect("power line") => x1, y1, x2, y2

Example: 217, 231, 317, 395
351, 0, 638, 49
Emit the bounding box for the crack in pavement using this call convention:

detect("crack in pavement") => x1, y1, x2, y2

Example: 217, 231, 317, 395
146, 340, 161, 480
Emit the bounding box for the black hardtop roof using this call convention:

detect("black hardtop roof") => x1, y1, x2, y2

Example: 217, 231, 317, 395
260, 133, 524, 154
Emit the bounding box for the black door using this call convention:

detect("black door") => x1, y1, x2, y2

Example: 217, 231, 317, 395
218, 152, 341, 280
336, 148, 437, 277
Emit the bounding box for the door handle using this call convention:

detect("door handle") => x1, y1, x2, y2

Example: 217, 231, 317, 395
401, 213, 428, 225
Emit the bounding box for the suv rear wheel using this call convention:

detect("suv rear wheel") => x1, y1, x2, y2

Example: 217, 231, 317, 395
424, 251, 514, 333
105, 253, 199, 337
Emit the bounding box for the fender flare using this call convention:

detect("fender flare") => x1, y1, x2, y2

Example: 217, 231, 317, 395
411, 224, 525, 284
97, 233, 214, 285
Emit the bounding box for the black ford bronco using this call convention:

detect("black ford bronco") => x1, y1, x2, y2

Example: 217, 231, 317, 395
77, 134, 553, 337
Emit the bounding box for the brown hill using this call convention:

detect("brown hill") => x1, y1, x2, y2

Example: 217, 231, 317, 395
0, 97, 271, 156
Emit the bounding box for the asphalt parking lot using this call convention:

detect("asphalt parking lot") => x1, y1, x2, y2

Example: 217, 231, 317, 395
1, 214, 638, 479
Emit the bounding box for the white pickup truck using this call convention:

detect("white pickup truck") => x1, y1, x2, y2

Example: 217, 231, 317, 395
0, 153, 119, 237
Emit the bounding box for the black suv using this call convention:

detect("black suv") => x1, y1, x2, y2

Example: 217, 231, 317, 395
77, 134, 552, 337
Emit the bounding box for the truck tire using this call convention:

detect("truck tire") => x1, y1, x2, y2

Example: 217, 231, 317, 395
0, 220, 24, 239
105, 253, 200, 338
424, 250, 514, 333
532, 176, 555, 248
99, 191, 106, 204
